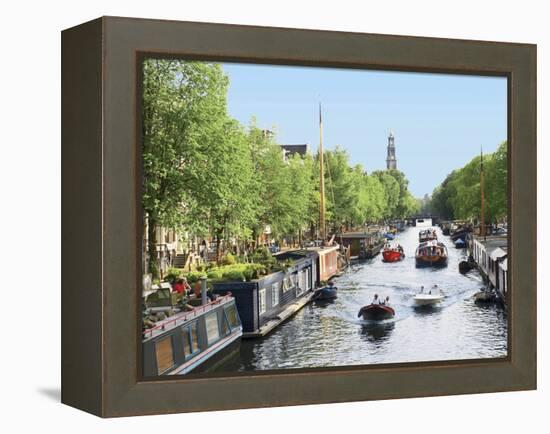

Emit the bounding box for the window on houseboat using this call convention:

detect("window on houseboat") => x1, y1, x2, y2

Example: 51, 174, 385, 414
205, 312, 220, 345
190, 322, 199, 352
220, 313, 230, 336
182, 322, 200, 356
282, 277, 291, 293
155, 336, 175, 375
225, 304, 240, 329
182, 328, 192, 356
258, 288, 267, 314
271, 282, 280, 306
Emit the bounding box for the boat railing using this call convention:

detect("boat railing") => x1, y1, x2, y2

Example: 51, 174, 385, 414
143, 293, 234, 339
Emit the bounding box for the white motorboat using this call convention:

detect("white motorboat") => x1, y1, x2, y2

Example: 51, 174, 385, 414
413, 287, 445, 306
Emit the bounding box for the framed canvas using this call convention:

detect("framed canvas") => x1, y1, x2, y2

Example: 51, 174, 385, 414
61, 16, 536, 417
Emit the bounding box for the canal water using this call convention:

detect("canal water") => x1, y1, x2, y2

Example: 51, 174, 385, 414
213, 227, 508, 373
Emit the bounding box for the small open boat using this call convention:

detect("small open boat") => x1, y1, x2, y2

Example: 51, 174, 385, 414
413, 287, 444, 305
382, 243, 405, 262
415, 240, 448, 268
358, 302, 395, 321
312, 285, 338, 301
474, 289, 497, 303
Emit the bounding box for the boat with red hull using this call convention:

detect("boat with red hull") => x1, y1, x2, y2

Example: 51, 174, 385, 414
382, 244, 405, 262
358, 303, 395, 320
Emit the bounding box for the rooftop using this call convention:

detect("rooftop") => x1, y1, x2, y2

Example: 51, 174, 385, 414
473, 235, 508, 254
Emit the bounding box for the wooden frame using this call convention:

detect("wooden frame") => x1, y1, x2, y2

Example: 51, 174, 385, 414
61, 16, 536, 417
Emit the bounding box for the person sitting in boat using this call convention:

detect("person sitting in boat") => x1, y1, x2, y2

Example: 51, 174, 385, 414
384, 296, 390, 305
173, 277, 191, 295
372, 294, 379, 304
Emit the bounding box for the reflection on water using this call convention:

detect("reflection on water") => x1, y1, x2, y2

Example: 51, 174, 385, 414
213, 227, 508, 373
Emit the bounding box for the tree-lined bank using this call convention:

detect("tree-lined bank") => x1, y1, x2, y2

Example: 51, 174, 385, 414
429, 142, 507, 223
142, 59, 419, 276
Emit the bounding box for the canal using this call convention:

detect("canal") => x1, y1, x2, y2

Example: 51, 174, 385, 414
213, 226, 508, 373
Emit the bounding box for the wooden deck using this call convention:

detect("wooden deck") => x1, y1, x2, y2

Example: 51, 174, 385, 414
243, 292, 315, 338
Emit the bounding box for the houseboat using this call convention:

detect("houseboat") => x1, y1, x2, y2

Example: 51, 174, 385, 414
450, 225, 472, 242
338, 230, 385, 260
142, 293, 242, 376
415, 240, 448, 268
212, 251, 318, 338
469, 235, 508, 301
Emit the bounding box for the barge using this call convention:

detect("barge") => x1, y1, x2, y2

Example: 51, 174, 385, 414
142, 294, 242, 376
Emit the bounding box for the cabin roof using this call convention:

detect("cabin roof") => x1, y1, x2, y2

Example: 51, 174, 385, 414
490, 247, 508, 261
306, 245, 340, 255
473, 235, 508, 254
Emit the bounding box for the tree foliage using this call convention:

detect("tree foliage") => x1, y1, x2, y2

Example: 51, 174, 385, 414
142, 59, 421, 275
430, 141, 507, 222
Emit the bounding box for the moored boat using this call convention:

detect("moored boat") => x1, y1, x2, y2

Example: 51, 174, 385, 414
382, 243, 405, 262
450, 226, 471, 242
358, 302, 395, 321
142, 293, 242, 376
474, 289, 497, 303
415, 240, 448, 267
454, 238, 466, 248
312, 283, 338, 301
361, 236, 385, 259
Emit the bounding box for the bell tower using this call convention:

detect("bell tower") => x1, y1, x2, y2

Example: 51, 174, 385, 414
386, 131, 397, 170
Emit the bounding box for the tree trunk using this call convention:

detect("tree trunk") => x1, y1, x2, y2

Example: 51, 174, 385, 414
147, 216, 159, 279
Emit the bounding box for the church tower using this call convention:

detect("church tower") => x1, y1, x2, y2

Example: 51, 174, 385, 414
386, 131, 397, 170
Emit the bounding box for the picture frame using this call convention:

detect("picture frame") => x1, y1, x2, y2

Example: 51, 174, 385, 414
61, 16, 536, 417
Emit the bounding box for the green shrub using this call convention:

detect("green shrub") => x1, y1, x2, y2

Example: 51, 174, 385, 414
243, 268, 254, 281
165, 267, 183, 283
221, 270, 245, 281
185, 271, 206, 283
207, 269, 223, 280
221, 253, 236, 266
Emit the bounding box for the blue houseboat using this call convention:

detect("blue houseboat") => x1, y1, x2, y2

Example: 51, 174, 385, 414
142, 294, 242, 376
212, 252, 318, 338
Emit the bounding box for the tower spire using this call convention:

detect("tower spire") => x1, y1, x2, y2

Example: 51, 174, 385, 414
386, 131, 397, 170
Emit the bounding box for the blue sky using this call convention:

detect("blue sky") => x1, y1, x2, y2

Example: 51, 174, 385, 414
222, 63, 507, 197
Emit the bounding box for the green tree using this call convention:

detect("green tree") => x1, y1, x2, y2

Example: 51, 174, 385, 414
142, 59, 230, 276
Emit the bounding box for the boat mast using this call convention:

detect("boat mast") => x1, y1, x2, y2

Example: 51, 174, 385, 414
480, 146, 485, 238
319, 103, 326, 243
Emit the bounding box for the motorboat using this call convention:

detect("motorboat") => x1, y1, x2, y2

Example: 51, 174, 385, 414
312, 284, 338, 301
413, 286, 445, 305
419, 229, 438, 242
454, 238, 466, 248
382, 243, 405, 262
358, 297, 395, 320
415, 240, 448, 268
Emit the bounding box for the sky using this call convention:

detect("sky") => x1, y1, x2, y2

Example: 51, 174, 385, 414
222, 63, 507, 197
